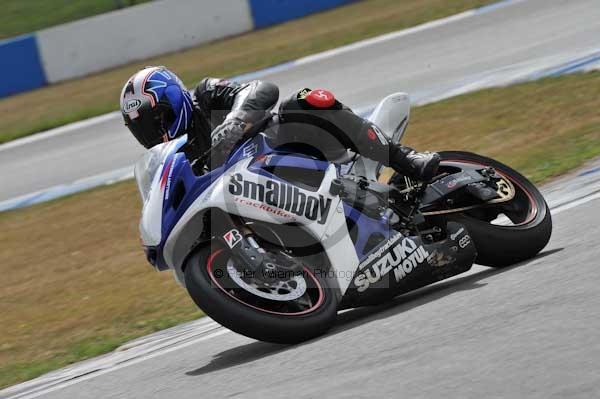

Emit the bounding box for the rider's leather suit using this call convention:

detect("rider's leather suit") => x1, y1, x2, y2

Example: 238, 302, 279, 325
187, 78, 438, 180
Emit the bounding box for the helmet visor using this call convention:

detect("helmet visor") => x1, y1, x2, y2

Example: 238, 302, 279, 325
126, 106, 167, 148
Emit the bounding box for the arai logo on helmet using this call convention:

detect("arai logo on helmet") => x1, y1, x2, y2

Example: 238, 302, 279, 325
124, 99, 142, 113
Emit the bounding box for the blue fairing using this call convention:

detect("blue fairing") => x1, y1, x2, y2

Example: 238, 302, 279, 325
150, 135, 270, 270
343, 203, 394, 260
150, 134, 391, 270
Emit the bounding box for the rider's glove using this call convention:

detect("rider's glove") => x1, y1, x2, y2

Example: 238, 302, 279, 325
210, 118, 249, 169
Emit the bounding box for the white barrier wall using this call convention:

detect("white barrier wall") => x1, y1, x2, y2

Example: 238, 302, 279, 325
36, 0, 254, 83
1, 0, 358, 96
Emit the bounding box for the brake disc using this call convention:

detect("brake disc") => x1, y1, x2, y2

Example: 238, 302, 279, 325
226, 259, 307, 301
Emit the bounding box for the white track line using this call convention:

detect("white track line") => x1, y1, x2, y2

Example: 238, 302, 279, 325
0, 112, 121, 153
1, 329, 230, 399
550, 191, 600, 215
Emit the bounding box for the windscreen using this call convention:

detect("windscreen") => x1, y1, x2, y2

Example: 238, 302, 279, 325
134, 135, 187, 203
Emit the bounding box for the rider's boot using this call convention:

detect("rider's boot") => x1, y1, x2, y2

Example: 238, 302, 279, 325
351, 123, 441, 182
389, 145, 440, 182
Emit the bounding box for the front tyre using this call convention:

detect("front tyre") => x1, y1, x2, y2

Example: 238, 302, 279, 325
440, 151, 552, 267
184, 244, 338, 344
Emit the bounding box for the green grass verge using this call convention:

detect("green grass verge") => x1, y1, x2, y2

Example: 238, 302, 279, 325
1, 64, 599, 391
0, 0, 149, 40
404, 72, 600, 183
0, 315, 195, 389
1, 337, 126, 388
0, 0, 496, 144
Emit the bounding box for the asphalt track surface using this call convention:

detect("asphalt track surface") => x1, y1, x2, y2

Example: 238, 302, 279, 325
2, 0, 600, 203
3, 159, 599, 398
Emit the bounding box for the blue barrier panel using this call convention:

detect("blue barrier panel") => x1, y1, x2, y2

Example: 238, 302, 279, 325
0, 34, 46, 98
248, 0, 358, 29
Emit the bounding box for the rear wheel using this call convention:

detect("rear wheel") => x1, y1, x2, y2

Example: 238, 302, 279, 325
184, 243, 337, 343
438, 151, 552, 267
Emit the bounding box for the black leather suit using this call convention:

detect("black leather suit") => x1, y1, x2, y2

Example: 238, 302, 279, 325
187, 78, 400, 172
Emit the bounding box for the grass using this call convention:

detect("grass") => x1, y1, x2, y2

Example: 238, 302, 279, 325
404, 72, 600, 182
1, 71, 599, 389
0, 0, 497, 144
0, 181, 203, 389
0, 0, 149, 40
1, 336, 127, 388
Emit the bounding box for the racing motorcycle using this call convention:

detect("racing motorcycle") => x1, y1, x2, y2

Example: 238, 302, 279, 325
134, 92, 552, 343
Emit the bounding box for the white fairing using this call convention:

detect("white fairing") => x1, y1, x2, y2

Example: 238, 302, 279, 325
135, 137, 186, 246
140, 93, 412, 292
368, 92, 410, 144
163, 158, 361, 294
348, 92, 411, 181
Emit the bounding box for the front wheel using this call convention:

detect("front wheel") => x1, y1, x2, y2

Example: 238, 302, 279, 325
184, 243, 338, 344
437, 151, 552, 267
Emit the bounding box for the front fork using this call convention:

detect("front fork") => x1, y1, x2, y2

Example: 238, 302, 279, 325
210, 211, 300, 281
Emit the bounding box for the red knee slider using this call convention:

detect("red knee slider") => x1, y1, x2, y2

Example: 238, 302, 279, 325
305, 89, 336, 109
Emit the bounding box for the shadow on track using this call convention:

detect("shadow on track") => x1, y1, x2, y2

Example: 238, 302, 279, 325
332, 247, 563, 329
186, 248, 563, 377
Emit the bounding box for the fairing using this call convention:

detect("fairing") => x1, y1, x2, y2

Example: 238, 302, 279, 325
134, 135, 187, 246
136, 93, 476, 301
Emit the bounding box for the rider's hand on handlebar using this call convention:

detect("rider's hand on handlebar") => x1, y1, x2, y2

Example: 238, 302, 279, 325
209, 118, 250, 169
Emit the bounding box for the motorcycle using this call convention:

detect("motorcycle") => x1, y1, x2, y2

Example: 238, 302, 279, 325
134, 92, 552, 343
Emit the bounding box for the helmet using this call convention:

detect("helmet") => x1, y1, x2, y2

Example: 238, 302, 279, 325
120, 66, 193, 149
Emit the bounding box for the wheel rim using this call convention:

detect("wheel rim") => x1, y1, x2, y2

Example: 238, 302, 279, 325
225, 259, 308, 301
441, 159, 540, 227
206, 249, 325, 316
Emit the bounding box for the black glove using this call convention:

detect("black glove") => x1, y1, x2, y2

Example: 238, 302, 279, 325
210, 119, 248, 169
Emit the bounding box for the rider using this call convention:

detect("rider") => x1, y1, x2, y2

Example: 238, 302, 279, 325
120, 66, 440, 180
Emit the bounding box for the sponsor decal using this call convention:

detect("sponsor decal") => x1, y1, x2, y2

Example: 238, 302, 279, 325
233, 197, 296, 220
259, 154, 275, 165
458, 235, 471, 249
223, 229, 243, 248
450, 227, 465, 241
306, 89, 336, 108
160, 159, 174, 192
449, 226, 471, 249
297, 88, 311, 100
242, 144, 259, 158
427, 250, 455, 267
162, 159, 176, 200
447, 175, 472, 188
228, 173, 332, 225
313, 90, 330, 100
124, 98, 142, 113
256, 154, 276, 165
354, 234, 430, 292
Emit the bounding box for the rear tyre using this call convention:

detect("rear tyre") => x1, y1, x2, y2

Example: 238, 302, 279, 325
184, 244, 338, 344
439, 151, 552, 267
